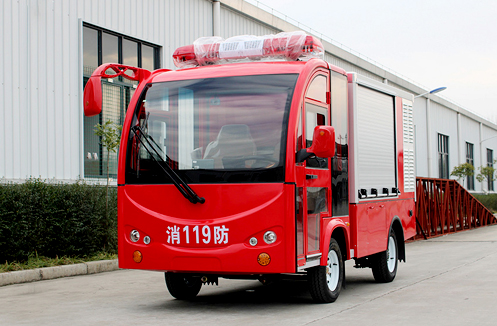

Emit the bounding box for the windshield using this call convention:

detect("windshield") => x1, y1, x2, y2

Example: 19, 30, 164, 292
125, 74, 298, 184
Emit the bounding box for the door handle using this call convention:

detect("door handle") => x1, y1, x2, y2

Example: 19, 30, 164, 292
306, 174, 318, 179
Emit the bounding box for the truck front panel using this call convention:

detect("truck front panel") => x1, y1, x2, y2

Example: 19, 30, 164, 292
118, 183, 296, 274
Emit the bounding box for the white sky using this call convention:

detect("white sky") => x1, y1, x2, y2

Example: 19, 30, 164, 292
251, 0, 497, 123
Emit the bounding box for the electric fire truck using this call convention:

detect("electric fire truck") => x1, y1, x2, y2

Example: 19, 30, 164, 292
84, 31, 416, 303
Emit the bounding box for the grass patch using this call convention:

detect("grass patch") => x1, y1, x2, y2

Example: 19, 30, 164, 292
473, 193, 497, 213
0, 251, 117, 273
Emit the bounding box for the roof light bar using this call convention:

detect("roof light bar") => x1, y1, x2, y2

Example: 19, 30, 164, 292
173, 31, 324, 68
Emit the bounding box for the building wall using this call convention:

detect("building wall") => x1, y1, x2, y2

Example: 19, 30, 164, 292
2, 0, 497, 192
0, 0, 213, 181
220, 5, 279, 38
413, 98, 428, 178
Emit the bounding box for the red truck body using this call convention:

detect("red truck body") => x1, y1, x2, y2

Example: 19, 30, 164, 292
84, 32, 416, 302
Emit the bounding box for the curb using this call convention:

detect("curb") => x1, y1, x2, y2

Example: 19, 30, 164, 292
0, 259, 119, 287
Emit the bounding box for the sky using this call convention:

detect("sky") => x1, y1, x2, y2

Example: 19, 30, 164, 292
248, 0, 497, 124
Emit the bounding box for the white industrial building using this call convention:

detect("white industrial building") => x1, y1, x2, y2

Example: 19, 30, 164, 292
1, 0, 496, 193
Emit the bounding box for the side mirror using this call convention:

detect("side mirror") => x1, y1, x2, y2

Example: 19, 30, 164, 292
83, 76, 103, 117
296, 125, 335, 163
83, 63, 153, 117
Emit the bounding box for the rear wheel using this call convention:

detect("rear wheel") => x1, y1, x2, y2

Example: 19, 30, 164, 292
308, 238, 344, 303
371, 230, 398, 283
165, 273, 202, 300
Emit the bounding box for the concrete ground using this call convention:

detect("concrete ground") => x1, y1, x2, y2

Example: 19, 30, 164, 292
1, 225, 497, 326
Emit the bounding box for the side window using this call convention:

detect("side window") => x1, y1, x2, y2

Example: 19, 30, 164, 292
296, 110, 304, 166
305, 103, 328, 168
306, 75, 327, 103
303, 73, 329, 169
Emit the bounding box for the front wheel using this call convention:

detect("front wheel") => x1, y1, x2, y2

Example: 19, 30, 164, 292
308, 238, 344, 303
371, 230, 398, 283
165, 273, 202, 300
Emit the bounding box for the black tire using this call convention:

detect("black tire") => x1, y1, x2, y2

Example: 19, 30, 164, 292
165, 272, 202, 300
371, 230, 398, 283
308, 238, 344, 303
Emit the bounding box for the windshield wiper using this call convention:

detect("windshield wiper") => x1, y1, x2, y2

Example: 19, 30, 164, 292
131, 125, 205, 204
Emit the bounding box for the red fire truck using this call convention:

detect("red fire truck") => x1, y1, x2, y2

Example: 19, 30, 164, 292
84, 31, 416, 303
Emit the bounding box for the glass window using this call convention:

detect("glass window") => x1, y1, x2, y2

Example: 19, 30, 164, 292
306, 75, 327, 103
331, 72, 348, 216
296, 187, 304, 257
305, 102, 328, 169
126, 74, 298, 184
487, 149, 494, 191
122, 39, 138, 67
83, 24, 161, 179
438, 134, 449, 179
141, 44, 155, 71
466, 142, 474, 190
83, 27, 98, 74
307, 187, 327, 252
102, 32, 119, 64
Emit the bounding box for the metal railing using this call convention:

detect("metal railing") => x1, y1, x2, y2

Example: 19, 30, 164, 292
415, 177, 496, 240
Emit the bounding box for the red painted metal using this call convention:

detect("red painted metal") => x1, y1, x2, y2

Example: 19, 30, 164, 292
83, 63, 152, 117
350, 198, 416, 257
118, 183, 296, 274
415, 177, 496, 240
85, 54, 415, 279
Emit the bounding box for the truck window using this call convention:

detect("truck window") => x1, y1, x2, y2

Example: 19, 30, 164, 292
305, 102, 328, 169
126, 74, 298, 184
330, 71, 349, 216
306, 75, 327, 103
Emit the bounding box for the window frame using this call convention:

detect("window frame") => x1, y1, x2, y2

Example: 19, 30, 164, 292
487, 148, 494, 191
466, 142, 474, 190
438, 133, 449, 179
83, 23, 161, 179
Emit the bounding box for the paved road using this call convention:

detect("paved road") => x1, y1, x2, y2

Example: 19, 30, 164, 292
2, 225, 497, 326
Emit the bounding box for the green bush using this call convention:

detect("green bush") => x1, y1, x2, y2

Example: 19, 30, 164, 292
473, 194, 497, 213
0, 179, 117, 262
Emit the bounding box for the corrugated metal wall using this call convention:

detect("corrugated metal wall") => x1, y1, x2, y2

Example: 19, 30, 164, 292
219, 5, 279, 38
1, 0, 82, 180
413, 98, 428, 177
429, 101, 466, 184
0, 0, 212, 181
2, 0, 497, 190
324, 53, 383, 82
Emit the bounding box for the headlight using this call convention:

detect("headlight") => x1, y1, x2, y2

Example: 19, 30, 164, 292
263, 231, 277, 244
249, 237, 258, 246
130, 230, 140, 242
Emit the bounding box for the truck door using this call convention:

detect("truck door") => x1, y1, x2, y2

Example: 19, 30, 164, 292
296, 71, 332, 270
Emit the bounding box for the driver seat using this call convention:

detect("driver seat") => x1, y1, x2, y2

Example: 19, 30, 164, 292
203, 124, 256, 168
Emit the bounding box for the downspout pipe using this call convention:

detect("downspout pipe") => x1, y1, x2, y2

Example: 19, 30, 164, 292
213, 0, 221, 36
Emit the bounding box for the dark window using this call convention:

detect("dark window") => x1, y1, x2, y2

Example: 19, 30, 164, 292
122, 38, 138, 67
466, 142, 474, 190
83, 23, 161, 179
438, 134, 449, 179
102, 33, 118, 64
330, 71, 348, 216
83, 26, 98, 74
141, 45, 155, 72
488, 149, 494, 191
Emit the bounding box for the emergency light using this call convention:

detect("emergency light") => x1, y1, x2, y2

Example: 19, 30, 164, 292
173, 31, 325, 68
